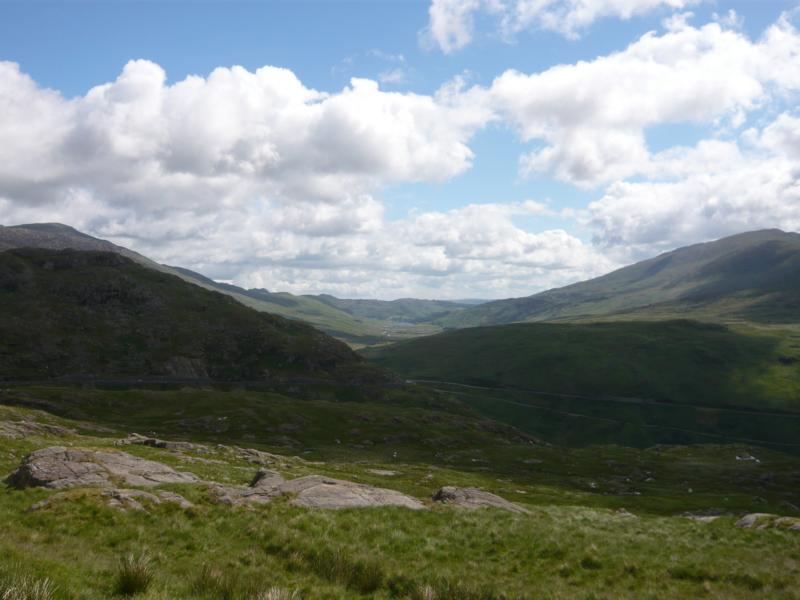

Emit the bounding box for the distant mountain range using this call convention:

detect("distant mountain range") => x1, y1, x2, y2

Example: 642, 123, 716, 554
439, 229, 800, 327
0, 223, 475, 344
3, 224, 799, 345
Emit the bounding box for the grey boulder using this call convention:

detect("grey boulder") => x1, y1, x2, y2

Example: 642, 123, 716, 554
5, 446, 199, 490
432, 486, 528, 514
210, 470, 424, 510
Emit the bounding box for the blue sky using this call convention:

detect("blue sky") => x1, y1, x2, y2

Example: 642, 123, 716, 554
1, 0, 799, 298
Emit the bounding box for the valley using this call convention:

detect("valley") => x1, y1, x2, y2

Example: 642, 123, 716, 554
0, 229, 799, 598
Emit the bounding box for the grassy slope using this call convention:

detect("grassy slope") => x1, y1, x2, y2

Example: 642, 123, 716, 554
0, 249, 364, 381
1, 396, 800, 599
440, 229, 800, 328
364, 320, 800, 410
363, 320, 800, 449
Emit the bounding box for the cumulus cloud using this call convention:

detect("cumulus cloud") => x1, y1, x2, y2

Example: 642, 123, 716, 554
584, 113, 800, 258
0, 59, 490, 221
0, 58, 612, 298
423, 0, 702, 52
489, 14, 800, 186
4, 12, 800, 300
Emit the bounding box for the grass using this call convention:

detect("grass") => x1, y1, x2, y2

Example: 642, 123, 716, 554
3, 387, 800, 515
114, 553, 154, 597
364, 320, 800, 412
0, 567, 57, 600
1, 482, 798, 599
0, 395, 799, 598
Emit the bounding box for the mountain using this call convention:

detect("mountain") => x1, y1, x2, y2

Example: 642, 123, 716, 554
0, 248, 369, 382
439, 229, 800, 328
0, 223, 468, 344
312, 295, 472, 323
0, 223, 161, 267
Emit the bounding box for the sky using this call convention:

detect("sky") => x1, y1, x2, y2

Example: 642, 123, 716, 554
1, 0, 799, 299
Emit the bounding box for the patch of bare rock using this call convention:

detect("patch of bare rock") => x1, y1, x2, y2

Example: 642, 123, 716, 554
432, 486, 528, 514
735, 513, 800, 531
0, 420, 74, 439
29, 488, 193, 512
115, 432, 208, 453
116, 433, 283, 466
5, 446, 199, 489
209, 468, 425, 510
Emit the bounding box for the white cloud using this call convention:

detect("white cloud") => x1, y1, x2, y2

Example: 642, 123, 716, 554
379, 68, 409, 85
422, 0, 485, 54
749, 112, 800, 158
4, 13, 800, 301
489, 14, 800, 186
423, 0, 702, 52
584, 114, 800, 258
0, 59, 490, 218
0, 58, 612, 299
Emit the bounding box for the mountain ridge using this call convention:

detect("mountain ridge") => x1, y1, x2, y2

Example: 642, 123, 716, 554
0, 223, 465, 343
438, 229, 800, 328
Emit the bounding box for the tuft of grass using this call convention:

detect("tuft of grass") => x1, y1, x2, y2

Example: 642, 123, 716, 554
0, 574, 57, 600
114, 552, 154, 596
250, 589, 300, 600
290, 546, 384, 594
189, 564, 239, 600
408, 578, 511, 600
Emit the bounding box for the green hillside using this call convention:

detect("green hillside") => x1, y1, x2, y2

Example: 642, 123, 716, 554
364, 320, 800, 411
0, 248, 367, 382
440, 229, 800, 328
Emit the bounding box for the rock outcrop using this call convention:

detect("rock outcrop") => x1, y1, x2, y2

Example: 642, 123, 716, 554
735, 513, 800, 531
116, 433, 283, 466
0, 420, 74, 439
5, 446, 199, 489
115, 433, 209, 453
210, 470, 424, 510
432, 486, 528, 514
29, 488, 194, 512
7, 446, 423, 511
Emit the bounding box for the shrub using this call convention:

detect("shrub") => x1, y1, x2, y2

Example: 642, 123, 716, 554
114, 552, 154, 596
